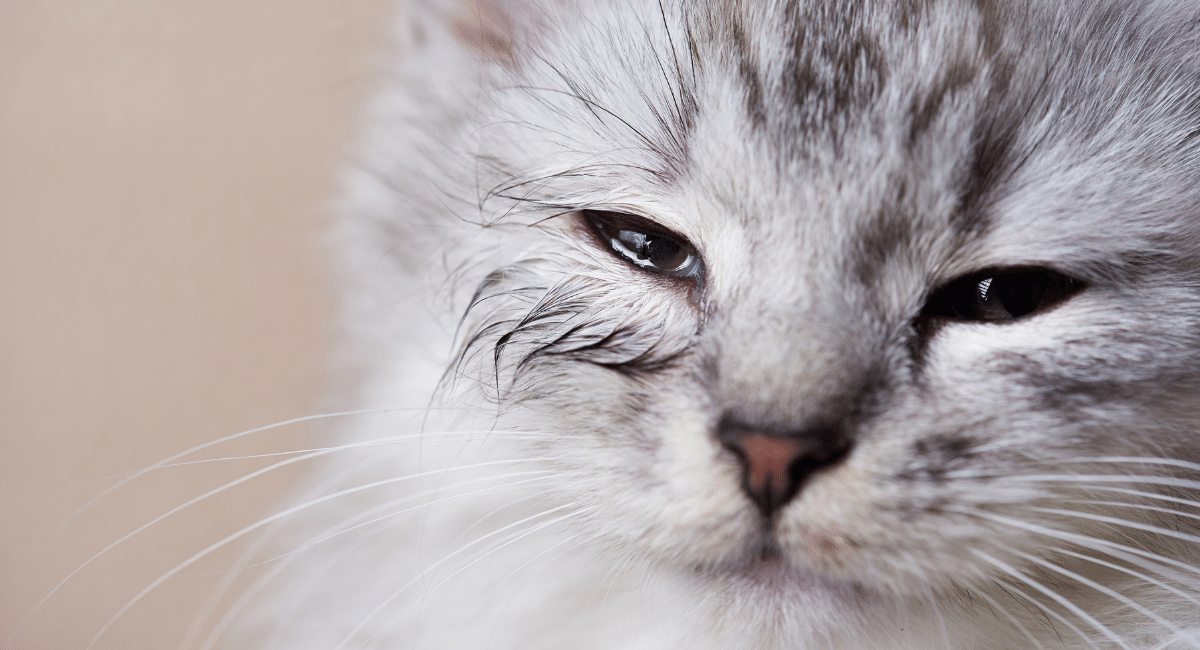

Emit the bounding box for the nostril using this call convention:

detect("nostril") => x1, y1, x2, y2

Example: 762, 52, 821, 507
717, 421, 852, 517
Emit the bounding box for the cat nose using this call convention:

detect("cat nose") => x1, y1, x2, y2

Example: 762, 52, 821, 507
716, 420, 852, 517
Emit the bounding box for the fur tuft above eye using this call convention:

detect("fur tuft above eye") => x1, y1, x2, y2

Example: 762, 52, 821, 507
922, 268, 1085, 323
583, 210, 703, 279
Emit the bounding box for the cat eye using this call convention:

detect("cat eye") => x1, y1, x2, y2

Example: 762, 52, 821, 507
583, 210, 702, 278
922, 268, 1084, 323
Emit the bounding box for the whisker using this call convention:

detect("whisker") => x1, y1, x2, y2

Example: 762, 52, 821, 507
204, 477, 554, 650
1073, 486, 1200, 511
468, 530, 597, 620
12, 407, 441, 621
1008, 548, 1182, 636
189, 473, 555, 576
951, 473, 1200, 492
991, 578, 1065, 644
988, 571, 1094, 650
23, 427, 538, 631
480, 532, 603, 649
81, 462, 553, 649
592, 543, 640, 616
952, 506, 1200, 581
973, 550, 1124, 650
388, 523, 594, 650
185, 452, 393, 650
336, 504, 591, 650
966, 582, 1048, 650
1059, 457, 1200, 474
1047, 545, 1200, 610
1028, 507, 1200, 547
1064, 499, 1200, 522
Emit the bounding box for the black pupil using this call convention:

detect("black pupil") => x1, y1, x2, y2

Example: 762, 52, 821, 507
922, 269, 1081, 323
977, 274, 1045, 319
617, 229, 686, 270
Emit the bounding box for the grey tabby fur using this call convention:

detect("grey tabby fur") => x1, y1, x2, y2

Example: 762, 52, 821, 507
232, 0, 1200, 648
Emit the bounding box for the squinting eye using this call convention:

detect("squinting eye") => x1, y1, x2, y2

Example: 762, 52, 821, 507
584, 210, 702, 278
922, 268, 1085, 323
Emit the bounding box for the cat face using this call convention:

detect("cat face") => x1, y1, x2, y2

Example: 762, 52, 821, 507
439, 0, 1200, 639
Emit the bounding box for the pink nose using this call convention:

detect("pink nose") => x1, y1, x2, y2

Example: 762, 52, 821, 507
717, 423, 851, 517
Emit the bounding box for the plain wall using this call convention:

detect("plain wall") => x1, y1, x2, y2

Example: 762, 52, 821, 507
0, 2, 390, 648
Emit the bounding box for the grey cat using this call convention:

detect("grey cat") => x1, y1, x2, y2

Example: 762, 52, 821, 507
231, 0, 1200, 648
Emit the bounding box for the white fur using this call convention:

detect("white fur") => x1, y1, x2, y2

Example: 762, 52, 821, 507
227, 1, 1200, 648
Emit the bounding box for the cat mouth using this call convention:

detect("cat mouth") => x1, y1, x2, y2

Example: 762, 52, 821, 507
725, 542, 823, 583
713, 539, 866, 596
698, 547, 865, 613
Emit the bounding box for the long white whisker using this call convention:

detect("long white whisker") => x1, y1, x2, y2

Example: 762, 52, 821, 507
212, 478, 552, 650
973, 550, 1126, 650
336, 504, 590, 650
367, 517, 593, 650
1048, 545, 1200, 610
481, 532, 602, 649
12, 407, 433, 624
954, 474, 1200, 492
1009, 548, 1182, 636
968, 583, 1048, 650
83, 463, 552, 650
1076, 485, 1200, 510
1066, 499, 1200, 522
593, 543, 640, 616
990, 577, 1066, 645
18, 427, 544, 631
1060, 457, 1200, 474
191, 472, 554, 576
469, 531, 596, 620
1029, 507, 1200, 547
426, 509, 586, 596
951, 506, 1200, 580
188, 451, 394, 650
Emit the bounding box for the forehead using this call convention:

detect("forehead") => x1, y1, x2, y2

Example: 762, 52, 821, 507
667, 0, 1200, 293
677, 0, 994, 299
491, 0, 1200, 288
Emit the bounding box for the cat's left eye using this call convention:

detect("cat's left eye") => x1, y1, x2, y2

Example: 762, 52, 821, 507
922, 268, 1085, 323
583, 210, 702, 279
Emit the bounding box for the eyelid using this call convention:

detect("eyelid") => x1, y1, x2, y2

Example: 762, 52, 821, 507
920, 267, 1085, 323
581, 209, 704, 280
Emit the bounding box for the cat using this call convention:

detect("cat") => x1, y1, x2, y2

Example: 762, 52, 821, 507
222, 0, 1200, 648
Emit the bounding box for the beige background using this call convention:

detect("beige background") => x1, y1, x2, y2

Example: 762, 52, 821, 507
0, 2, 391, 648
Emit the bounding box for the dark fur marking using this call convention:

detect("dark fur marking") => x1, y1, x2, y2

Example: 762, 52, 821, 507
781, 0, 887, 138
952, 100, 1016, 237
906, 57, 979, 150
850, 206, 916, 289
898, 434, 975, 483
729, 12, 767, 128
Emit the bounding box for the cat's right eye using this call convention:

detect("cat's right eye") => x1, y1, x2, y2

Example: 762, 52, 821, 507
922, 268, 1085, 323
583, 210, 703, 279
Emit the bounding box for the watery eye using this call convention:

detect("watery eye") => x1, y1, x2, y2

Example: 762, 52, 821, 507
922, 269, 1085, 323
584, 210, 702, 278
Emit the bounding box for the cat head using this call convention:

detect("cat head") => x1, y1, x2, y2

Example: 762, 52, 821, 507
360, 0, 1200, 642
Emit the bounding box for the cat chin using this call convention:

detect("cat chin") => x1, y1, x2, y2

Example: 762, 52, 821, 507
715, 551, 859, 596
660, 551, 870, 649
673, 535, 865, 610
